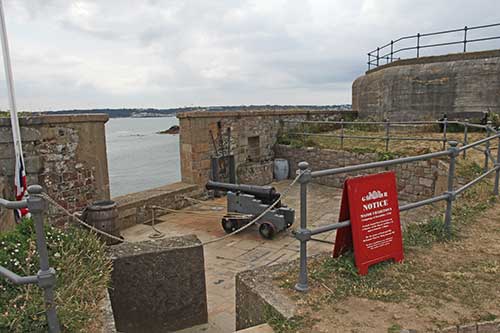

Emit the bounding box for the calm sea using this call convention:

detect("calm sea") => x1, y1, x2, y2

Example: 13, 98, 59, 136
105, 117, 180, 197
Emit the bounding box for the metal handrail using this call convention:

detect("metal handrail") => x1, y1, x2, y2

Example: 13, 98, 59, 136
311, 150, 451, 178
367, 23, 500, 69
281, 118, 496, 152
0, 186, 60, 332
308, 193, 450, 236
283, 119, 463, 125
293, 130, 500, 292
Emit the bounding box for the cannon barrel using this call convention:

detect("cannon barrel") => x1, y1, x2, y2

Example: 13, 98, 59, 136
206, 181, 280, 204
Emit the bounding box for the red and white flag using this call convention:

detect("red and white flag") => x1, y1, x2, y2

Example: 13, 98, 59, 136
0, 0, 28, 218
13, 142, 28, 218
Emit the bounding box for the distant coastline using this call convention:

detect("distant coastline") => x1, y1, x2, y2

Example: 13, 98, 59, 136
39, 104, 352, 119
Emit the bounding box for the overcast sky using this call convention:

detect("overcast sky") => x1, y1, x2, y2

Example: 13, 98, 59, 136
0, 0, 499, 111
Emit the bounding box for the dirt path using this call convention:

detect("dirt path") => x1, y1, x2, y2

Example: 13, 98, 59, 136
285, 202, 500, 332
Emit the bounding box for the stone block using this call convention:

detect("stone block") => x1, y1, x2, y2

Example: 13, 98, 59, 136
477, 320, 500, 332
108, 235, 208, 333
419, 177, 434, 187
458, 324, 477, 333
237, 161, 273, 185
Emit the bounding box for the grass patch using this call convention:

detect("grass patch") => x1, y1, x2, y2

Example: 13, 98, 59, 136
0, 219, 112, 332
265, 305, 307, 333
403, 216, 451, 248
308, 251, 412, 303
276, 169, 498, 313
456, 160, 483, 180
377, 151, 399, 161
278, 126, 491, 165
387, 323, 403, 333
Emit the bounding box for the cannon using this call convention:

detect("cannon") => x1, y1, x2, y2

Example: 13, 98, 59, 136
206, 181, 295, 239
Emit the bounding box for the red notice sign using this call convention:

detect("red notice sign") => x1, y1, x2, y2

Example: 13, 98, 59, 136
333, 171, 404, 275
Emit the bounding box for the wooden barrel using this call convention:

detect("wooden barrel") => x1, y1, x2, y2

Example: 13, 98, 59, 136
82, 200, 122, 245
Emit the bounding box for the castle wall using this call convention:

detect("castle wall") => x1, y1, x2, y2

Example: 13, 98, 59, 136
177, 109, 356, 187
0, 114, 110, 229
274, 144, 448, 202
352, 49, 500, 121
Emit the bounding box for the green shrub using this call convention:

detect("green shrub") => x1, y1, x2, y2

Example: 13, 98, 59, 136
376, 151, 399, 161
0, 219, 112, 332
489, 112, 500, 128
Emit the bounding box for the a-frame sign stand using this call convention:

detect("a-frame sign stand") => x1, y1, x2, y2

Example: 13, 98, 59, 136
333, 171, 404, 275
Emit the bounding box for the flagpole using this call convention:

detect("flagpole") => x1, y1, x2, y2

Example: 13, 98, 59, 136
0, 0, 27, 212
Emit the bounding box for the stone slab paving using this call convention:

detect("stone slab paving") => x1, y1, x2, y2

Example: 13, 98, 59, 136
121, 181, 343, 332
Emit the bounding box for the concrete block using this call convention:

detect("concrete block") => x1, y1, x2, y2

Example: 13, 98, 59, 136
108, 235, 208, 333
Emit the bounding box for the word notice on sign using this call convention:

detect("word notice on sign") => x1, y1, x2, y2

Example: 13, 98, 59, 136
333, 171, 404, 275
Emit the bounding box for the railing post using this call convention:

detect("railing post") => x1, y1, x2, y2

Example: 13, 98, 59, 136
416, 33, 420, 58
442, 115, 448, 150
27, 185, 61, 333
463, 26, 468, 52
463, 119, 468, 159
485, 121, 492, 172
301, 122, 306, 146
340, 118, 344, 149
376, 47, 380, 67
295, 161, 311, 292
390, 40, 394, 62
385, 118, 390, 151
444, 141, 459, 236
367, 53, 371, 70
494, 127, 500, 195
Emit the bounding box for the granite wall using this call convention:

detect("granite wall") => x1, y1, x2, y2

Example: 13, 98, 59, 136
0, 114, 110, 229
113, 182, 204, 231
178, 109, 356, 187
352, 49, 500, 121
274, 144, 449, 202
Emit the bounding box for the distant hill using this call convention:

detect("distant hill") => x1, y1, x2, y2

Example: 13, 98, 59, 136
41, 105, 352, 118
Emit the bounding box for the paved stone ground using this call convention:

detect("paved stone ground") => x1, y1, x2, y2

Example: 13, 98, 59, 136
121, 181, 343, 332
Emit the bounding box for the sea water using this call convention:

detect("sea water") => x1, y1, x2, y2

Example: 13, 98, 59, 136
105, 117, 180, 197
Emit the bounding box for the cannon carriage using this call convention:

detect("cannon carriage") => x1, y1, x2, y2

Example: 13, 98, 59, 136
206, 181, 295, 239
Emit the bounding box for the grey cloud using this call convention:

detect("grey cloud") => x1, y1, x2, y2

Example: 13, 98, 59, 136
1, 0, 500, 110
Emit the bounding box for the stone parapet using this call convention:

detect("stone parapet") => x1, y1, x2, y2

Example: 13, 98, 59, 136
353, 49, 500, 121
113, 181, 204, 230
0, 114, 109, 126
178, 109, 356, 186
274, 144, 448, 202
0, 114, 110, 229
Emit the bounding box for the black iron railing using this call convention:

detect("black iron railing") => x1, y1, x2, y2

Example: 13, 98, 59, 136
367, 23, 500, 70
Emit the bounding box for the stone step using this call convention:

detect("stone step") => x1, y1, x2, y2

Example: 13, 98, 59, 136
236, 323, 274, 333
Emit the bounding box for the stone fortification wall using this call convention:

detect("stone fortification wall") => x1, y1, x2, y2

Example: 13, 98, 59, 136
113, 182, 204, 231
274, 144, 448, 202
0, 114, 109, 230
178, 109, 356, 187
352, 49, 500, 121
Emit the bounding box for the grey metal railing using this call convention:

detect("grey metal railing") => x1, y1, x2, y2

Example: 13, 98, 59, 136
283, 118, 496, 157
293, 126, 500, 292
367, 22, 500, 70
0, 185, 60, 332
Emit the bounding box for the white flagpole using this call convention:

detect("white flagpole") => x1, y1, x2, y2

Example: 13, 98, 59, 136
0, 0, 27, 210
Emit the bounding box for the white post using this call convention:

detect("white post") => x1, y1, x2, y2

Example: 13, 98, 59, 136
0, 0, 27, 208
